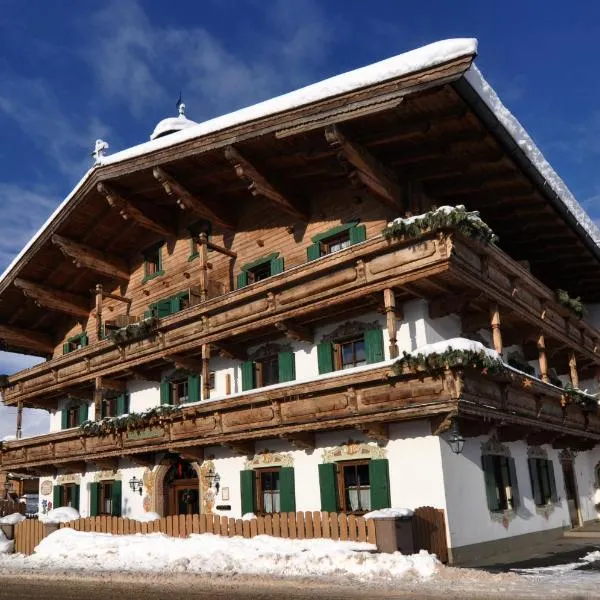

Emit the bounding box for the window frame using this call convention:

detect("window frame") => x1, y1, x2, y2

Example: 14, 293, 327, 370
255, 467, 281, 515
484, 454, 515, 512
64, 332, 88, 354
337, 459, 371, 515
319, 231, 352, 257
255, 354, 280, 387
530, 458, 555, 506
101, 396, 118, 419
59, 484, 77, 508
334, 336, 367, 370
65, 405, 81, 428
142, 242, 164, 283
170, 378, 189, 405
98, 481, 114, 516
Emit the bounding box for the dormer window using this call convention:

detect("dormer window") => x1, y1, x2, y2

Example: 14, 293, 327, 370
143, 242, 164, 282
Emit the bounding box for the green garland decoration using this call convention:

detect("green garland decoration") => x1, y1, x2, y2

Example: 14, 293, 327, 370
563, 382, 598, 412
382, 205, 498, 245
80, 404, 181, 437
107, 317, 159, 345
555, 289, 585, 319
393, 346, 506, 377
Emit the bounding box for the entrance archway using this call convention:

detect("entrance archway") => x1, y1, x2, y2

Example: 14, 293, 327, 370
163, 459, 199, 516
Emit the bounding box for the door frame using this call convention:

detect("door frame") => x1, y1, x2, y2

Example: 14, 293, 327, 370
559, 451, 581, 528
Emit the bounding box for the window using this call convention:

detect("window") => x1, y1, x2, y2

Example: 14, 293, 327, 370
240, 467, 296, 514
142, 243, 164, 282
62, 333, 88, 354
99, 482, 113, 515
237, 253, 284, 289
53, 484, 80, 510
307, 222, 366, 261
317, 327, 383, 374
241, 350, 296, 391
100, 394, 129, 419
61, 403, 87, 429
147, 291, 190, 319
256, 468, 281, 514
318, 459, 390, 513
89, 480, 122, 517
160, 374, 200, 405
481, 454, 518, 512
528, 457, 557, 506
209, 371, 216, 390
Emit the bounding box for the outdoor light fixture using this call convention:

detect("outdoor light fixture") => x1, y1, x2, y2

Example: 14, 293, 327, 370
448, 419, 465, 455
128, 476, 143, 496
204, 466, 221, 493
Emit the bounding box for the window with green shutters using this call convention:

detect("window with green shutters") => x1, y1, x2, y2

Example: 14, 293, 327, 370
148, 291, 190, 320
160, 374, 200, 405
317, 327, 384, 374
142, 242, 164, 283
53, 484, 80, 510
63, 332, 88, 354
306, 222, 367, 261
481, 454, 519, 512
240, 470, 256, 515
89, 480, 121, 517
528, 457, 557, 506
241, 351, 296, 391
236, 253, 285, 289
318, 463, 339, 512
101, 393, 130, 418
61, 402, 88, 429
241, 467, 296, 515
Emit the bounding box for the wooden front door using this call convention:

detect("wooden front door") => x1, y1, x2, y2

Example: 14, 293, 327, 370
561, 460, 580, 528
167, 479, 199, 516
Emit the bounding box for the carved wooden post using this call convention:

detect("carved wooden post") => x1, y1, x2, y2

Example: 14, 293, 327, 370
490, 303, 503, 355
94, 376, 103, 421
202, 344, 211, 400
225, 373, 231, 396
537, 334, 549, 383
569, 352, 579, 389
383, 288, 399, 358
95, 284, 103, 339
16, 400, 23, 440
199, 233, 209, 302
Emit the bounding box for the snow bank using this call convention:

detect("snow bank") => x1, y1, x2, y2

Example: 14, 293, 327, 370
0, 513, 26, 525
4, 528, 439, 580
39, 507, 80, 524
241, 513, 257, 521
135, 512, 161, 522
0, 530, 13, 554
364, 508, 414, 519
408, 338, 500, 360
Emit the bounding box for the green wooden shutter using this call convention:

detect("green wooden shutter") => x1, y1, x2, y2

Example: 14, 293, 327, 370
240, 470, 256, 515
241, 361, 255, 391
317, 342, 334, 374
188, 374, 201, 402
237, 271, 248, 289
349, 224, 367, 245
307, 243, 321, 261
160, 380, 171, 405
156, 298, 171, 318
271, 256, 285, 275
89, 482, 99, 517
279, 467, 296, 512
53, 485, 62, 509
364, 328, 385, 364
318, 463, 338, 512
170, 295, 181, 314
72, 485, 80, 511
111, 480, 122, 517
528, 458, 543, 506
62, 342, 70, 355
79, 404, 88, 425
540, 458, 551, 502
482, 455, 500, 511
278, 351, 296, 383
116, 394, 129, 416
143, 309, 153, 320
507, 457, 519, 509
369, 458, 391, 510
547, 460, 558, 503
80, 333, 89, 347
61, 409, 68, 430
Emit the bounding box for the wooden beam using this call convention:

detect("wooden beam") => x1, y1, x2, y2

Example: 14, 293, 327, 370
224, 146, 308, 222
170, 446, 204, 461
275, 320, 313, 343
129, 453, 156, 467
89, 457, 119, 471
60, 461, 87, 475
223, 441, 254, 456
429, 292, 475, 319
97, 182, 175, 238
14, 278, 90, 318
211, 341, 246, 361
280, 432, 315, 451
358, 422, 388, 442
0, 324, 54, 355
162, 353, 203, 372
51, 234, 129, 281
97, 377, 126, 392
325, 124, 403, 209
152, 167, 235, 232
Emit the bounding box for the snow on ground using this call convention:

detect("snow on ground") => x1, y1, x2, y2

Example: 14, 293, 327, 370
0, 530, 13, 554
364, 508, 414, 519
134, 512, 160, 522
0, 513, 26, 525
0, 528, 438, 581
39, 507, 80, 523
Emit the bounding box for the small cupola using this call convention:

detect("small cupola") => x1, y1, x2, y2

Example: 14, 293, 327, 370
150, 100, 198, 140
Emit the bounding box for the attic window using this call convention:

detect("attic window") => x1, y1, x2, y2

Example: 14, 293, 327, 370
143, 243, 164, 282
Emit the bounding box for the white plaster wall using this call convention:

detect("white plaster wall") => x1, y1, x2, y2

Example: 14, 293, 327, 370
426, 314, 462, 345
49, 398, 93, 433
128, 380, 159, 413
573, 447, 600, 523
440, 437, 572, 549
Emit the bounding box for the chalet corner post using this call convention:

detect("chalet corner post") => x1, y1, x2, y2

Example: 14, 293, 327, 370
568, 351, 579, 389
95, 284, 103, 339
94, 376, 102, 421
202, 344, 211, 400
199, 233, 209, 302
490, 303, 503, 355
537, 333, 550, 383
383, 288, 399, 358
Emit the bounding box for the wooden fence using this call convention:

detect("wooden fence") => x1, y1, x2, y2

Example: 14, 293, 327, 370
0, 499, 25, 517
412, 506, 448, 563
59, 511, 377, 544
14, 519, 46, 555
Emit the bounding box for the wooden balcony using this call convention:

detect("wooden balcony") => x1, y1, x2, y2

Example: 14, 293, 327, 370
3, 228, 600, 407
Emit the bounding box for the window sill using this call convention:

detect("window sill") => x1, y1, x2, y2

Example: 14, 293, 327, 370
142, 270, 165, 284
489, 508, 517, 526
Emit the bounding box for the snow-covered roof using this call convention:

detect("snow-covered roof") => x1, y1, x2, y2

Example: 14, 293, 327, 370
149, 103, 198, 140
2, 37, 600, 288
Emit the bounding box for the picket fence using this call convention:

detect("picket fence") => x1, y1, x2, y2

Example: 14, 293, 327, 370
0, 499, 25, 517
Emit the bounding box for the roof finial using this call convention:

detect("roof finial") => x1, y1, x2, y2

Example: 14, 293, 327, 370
176, 92, 185, 117
91, 139, 109, 164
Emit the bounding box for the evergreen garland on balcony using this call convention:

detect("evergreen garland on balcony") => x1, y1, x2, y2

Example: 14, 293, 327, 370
80, 404, 181, 437
107, 316, 159, 345
555, 289, 585, 319
382, 205, 498, 245
563, 382, 598, 412
393, 346, 506, 377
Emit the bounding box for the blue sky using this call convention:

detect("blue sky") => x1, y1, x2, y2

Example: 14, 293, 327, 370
1, 0, 600, 436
